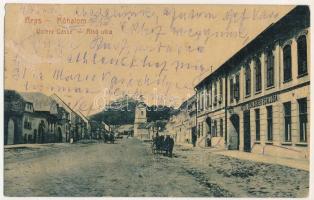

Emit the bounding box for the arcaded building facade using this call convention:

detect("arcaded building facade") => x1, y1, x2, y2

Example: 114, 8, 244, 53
195, 6, 310, 159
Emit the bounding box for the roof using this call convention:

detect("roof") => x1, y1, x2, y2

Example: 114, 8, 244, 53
115, 124, 134, 132
51, 93, 89, 123
19, 92, 58, 114
77, 111, 89, 123
51, 93, 75, 114
137, 120, 167, 129
4, 89, 24, 102
195, 5, 310, 89
138, 123, 149, 129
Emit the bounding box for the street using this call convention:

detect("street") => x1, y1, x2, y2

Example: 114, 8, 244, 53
4, 138, 309, 197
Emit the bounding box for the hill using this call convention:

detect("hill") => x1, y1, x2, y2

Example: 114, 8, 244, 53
89, 96, 175, 125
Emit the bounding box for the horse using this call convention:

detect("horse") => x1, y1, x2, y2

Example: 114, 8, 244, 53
103, 133, 109, 143
108, 133, 115, 144
163, 135, 174, 157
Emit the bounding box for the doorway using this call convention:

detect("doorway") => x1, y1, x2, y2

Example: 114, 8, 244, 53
243, 111, 251, 152
57, 127, 62, 143
229, 114, 239, 150
7, 118, 15, 145
206, 117, 211, 135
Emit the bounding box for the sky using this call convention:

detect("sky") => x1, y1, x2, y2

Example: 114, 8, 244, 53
4, 4, 294, 116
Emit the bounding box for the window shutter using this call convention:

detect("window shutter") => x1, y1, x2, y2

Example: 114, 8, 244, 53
234, 75, 240, 100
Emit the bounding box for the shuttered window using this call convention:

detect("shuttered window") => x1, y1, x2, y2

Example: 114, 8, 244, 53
283, 102, 291, 142
255, 58, 262, 92
255, 109, 260, 141
283, 44, 292, 82
298, 98, 307, 142
266, 49, 274, 87
297, 35, 307, 76
267, 106, 273, 141
245, 64, 251, 96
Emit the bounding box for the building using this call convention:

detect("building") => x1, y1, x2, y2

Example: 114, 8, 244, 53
133, 102, 151, 140
4, 90, 32, 144
4, 90, 71, 144
195, 6, 310, 159
51, 94, 90, 142
112, 124, 133, 136
89, 120, 104, 139
133, 101, 168, 140
165, 95, 196, 144
77, 111, 91, 139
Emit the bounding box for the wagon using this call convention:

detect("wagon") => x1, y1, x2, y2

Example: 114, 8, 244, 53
151, 135, 174, 157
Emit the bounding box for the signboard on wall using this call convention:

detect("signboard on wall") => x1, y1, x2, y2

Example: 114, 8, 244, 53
241, 94, 278, 111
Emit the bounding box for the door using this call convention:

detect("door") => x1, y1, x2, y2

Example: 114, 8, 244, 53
58, 127, 62, 142
206, 117, 211, 135
7, 119, 15, 145
243, 111, 251, 152
38, 120, 45, 143
229, 114, 239, 150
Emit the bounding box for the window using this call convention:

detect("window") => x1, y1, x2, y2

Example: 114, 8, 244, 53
201, 90, 204, 110
24, 117, 32, 129
197, 92, 200, 111
266, 49, 275, 87
206, 85, 210, 108
25, 103, 33, 112
266, 106, 273, 141
298, 98, 307, 142
283, 102, 291, 142
204, 88, 207, 109
255, 58, 262, 92
199, 89, 204, 111
230, 78, 234, 103
234, 74, 240, 101
141, 111, 144, 116
219, 78, 223, 103
208, 83, 212, 107
220, 118, 223, 137
255, 109, 260, 141
297, 35, 307, 76
283, 44, 292, 82
245, 64, 251, 96
214, 81, 217, 106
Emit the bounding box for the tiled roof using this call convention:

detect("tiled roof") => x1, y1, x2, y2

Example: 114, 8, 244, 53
19, 92, 58, 114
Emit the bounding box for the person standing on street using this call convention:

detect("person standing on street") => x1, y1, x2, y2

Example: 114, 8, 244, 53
206, 133, 212, 147
192, 133, 197, 147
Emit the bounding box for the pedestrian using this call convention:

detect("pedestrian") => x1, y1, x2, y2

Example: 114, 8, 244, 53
192, 133, 197, 147
206, 133, 212, 147
169, 136, 174, 157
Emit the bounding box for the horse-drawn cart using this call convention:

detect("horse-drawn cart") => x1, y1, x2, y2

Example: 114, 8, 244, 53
151, 135, 174, 157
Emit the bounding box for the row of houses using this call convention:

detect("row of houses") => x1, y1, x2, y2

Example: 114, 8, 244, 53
164, 95, 196, 143
4, 90, 91, 145
166, 6, 310, 160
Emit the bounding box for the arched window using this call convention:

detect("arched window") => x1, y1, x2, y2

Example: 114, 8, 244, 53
245, 63, 251, 96
297, 35, 307, 76
255, 58, 262, 92
283, 44, 292, 81
266, 48, 274, 87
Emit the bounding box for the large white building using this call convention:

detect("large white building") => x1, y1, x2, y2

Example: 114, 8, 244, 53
195, 6, 310, 160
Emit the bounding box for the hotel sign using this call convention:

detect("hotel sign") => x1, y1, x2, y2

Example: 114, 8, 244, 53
241, 94, 278, 111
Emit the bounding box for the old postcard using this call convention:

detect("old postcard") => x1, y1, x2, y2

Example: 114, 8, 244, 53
3, 3, 310, 198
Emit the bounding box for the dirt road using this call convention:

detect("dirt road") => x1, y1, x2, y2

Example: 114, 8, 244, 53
4, 138, 309, 197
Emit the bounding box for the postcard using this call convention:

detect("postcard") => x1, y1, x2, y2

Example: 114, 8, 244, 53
3, 3, 310, 198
